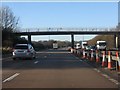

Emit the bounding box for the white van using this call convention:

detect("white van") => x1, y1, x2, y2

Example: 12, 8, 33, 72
96, 41, 106, 50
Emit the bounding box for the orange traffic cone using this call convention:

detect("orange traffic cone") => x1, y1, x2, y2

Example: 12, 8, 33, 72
71, 48, 73, 53
77, 50, 80, 55
116, 51, 120, 71
96, 50, 99, 62
82, 49, 85, 59
108, 51, 111, 69
87, 51, 89, 59
91, 50, 94, 61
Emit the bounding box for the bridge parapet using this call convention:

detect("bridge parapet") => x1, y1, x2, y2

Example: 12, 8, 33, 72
20, 27, 118, 32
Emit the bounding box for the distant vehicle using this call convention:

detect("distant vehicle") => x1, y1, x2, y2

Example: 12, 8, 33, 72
12, 44, 36, 60
85, 46, 91, 50
81, 41, 88, 49
85, 45, 96, 51
96, 41, 106, 50
53, 43, 58, 49
90, 45, 96, 51
75, 43, 81, 49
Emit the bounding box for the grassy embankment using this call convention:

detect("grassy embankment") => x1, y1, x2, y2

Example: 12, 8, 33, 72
88, 35, 115, 49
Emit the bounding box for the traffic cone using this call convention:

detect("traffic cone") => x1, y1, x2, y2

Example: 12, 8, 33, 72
108, 51, 111, 69
75, 49, 77, 54
77, 50, 79, 55
90, 50, 94, 61
82, 49, 85, 59
102, 51, 106, 67
96, 50, 99, 62
86, 51, 89, 59
116, 51, 120, 71
71, 48, 73, 53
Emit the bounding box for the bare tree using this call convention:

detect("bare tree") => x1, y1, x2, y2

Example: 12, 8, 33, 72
0, 6, 19, 31
0, 6, 21, 47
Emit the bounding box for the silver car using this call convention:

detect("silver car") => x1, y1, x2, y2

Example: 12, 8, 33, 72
12, 44, 36, 60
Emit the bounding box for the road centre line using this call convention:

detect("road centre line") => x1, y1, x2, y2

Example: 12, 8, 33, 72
3, 73, 20, 83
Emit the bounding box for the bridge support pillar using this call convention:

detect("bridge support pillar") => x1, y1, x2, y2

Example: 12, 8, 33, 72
114, 35, 117, 48
71, 34, 74, 49
28, 34, 31, 44
114, 34, 120, 49
118, 34, 120, 49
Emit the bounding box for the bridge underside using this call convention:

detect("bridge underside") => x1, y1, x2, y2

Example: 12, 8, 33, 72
14, 31, 120, 35
14, 31, 120, 49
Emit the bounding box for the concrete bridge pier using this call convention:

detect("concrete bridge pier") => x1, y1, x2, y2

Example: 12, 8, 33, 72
114, 34, 120, 49
71, 34, 74, 49
118, 34, 120, 49
28, 34, 31, 44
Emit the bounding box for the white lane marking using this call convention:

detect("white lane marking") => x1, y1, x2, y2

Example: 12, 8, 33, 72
44, 56, 47, 58
101, 74, 119, 85
109, 78, 119, 85
75, 57, 80, 60
34, 61, 39, 64
94, 69, 119, 85
93, 68, 101, 73
101, 74, 110, 79
3, 73, 20, 83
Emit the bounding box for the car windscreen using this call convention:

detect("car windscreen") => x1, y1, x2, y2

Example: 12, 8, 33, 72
15, 45, 28, 49
83, 44, 88, 46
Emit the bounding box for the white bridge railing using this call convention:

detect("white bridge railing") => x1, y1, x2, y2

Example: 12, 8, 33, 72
19, 27, 119, 32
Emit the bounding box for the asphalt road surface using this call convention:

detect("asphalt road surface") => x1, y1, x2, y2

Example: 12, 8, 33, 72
2, 49, 119, 89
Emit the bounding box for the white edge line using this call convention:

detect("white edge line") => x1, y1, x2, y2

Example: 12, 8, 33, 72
94, 69, 119, 85
3, 73, 20, 83
109, 78, 119, 85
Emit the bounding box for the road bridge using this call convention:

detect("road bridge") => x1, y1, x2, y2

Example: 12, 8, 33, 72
13, 27, 120, 49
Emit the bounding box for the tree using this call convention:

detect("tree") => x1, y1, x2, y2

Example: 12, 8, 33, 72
0, 6, 22, 47
0, 6, 19, 31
